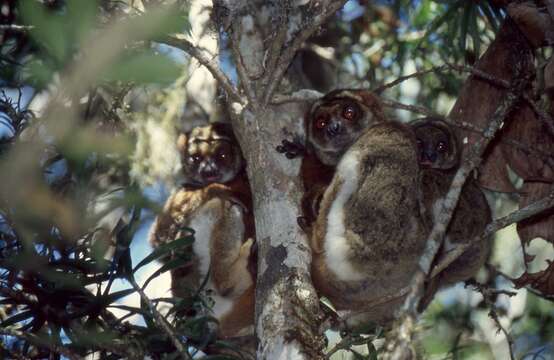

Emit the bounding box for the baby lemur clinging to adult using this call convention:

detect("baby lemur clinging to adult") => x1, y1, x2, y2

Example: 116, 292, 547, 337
411, 117, 491, 309
149, 122, 256, 339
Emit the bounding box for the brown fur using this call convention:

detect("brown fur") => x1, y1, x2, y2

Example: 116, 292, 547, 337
149, 123, 256, 339
418, 169, 492, 310
311, 122, 429, 325
411, 117, 460, 170
300, 90, 389, 233
307, 89, 388, 166
410, 119, 492, 310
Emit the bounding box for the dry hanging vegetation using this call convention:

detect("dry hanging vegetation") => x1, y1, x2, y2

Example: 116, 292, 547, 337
0, 0, 553, 359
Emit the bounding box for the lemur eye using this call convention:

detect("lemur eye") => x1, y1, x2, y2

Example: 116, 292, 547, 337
436, 141, 447, 153
342, 104, 359, 121
219, 152, 227, 160
315, 116, 327, 129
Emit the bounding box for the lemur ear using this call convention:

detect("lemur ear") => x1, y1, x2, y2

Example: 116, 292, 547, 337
176, 133, 188, 154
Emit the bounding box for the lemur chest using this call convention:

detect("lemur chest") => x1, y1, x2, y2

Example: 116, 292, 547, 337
187, 201, 234, 318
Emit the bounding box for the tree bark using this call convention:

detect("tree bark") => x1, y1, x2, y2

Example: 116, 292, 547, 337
212, 1, 346, 358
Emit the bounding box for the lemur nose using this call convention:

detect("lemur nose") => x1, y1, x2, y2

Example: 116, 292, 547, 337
200, 161, 218, 175
425, 150, 437, 162
326, 122, 341, 137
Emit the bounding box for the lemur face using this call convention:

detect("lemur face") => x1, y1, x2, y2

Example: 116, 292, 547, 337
178, 123, 244, 186
308, 89, 387, 165
411, 118, 459, 171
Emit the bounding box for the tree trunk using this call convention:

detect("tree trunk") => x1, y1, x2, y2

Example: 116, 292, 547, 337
214, 1, 346, 357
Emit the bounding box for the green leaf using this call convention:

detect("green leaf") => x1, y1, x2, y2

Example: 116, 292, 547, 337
470, 5, 481, 56
103, 50, 183, 85
319, 296, 338, 314
134, 233, 194, 272
367, 342, 378, 360
350, 349, 369, 360
108, 304, 150, 317
66, 0, 98, 45
459, 1, 473, 54
22, 59, 55, 88
20, 1, 68, 63
413, 0, 432, 28
1, 310, 34, 327
142, 257, 191, 290
415, 0, 465, 50
140, 296, 156, 329
103, 288, 136, 304
479, 2, 499, 32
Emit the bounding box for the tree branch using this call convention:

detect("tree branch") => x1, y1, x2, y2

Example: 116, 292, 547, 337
372, 65, 449, 93
0, 24, 33, 31
430, 185, 554, 278
467, 281, 516, 360
382, 69, 532, 360
261, 0, 347, 105
160, 35, 244, 104
0, 328, 81, 360
271, 88, 323, 104
128, 276, 192, 360
229, 24, 258, 107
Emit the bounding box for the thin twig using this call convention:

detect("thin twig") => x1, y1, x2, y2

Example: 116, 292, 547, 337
269, 90, 554, 166
372, 65, 449, 93
447, 63, 554, 138
380, 97, 441, 117
160, 35, 243, 104
0, 328, 81, 360
491, 266, 554, 302
229, 25, 258, 107
127, 276, 192, 360
262, 1, 290, 94
383, 67, 531, 360
324, 333, 374, 359
446, 63, 511, 88
262, 0, 347, 105
271, 88, 323, 104
380, 97, 554, 169
524, 94, 554, 138
430, 185, 554, 278
0, 24, 33, 31
467, 281, 516, 360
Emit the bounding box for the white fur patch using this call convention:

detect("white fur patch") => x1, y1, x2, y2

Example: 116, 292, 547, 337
324, 150, 365, 281
189, 199, 234, 318
189, 199, 221, 277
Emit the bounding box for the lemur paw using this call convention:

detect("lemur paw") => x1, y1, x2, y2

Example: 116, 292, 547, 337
240, 238, 254, 256
225, 196, 249, 214
276, 138, 305, 159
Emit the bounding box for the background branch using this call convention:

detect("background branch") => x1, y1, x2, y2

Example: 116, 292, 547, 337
383, 67, 532, 360
160, 36, 243, 104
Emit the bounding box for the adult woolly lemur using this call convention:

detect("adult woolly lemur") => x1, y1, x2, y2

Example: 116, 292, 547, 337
311, 121, 429, 326
149, 122, 255, 338
411, 117, 492, 308
277, 89, 389, 230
